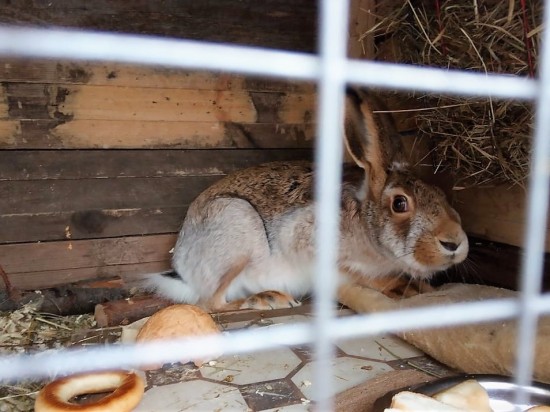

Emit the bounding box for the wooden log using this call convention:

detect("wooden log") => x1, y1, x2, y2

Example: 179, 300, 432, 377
94, 295, 173, 327
0, 281, 131, 315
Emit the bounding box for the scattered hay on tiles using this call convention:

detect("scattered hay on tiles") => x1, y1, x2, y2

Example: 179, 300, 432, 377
364, 0, 540, 187
0, 298, 96, 411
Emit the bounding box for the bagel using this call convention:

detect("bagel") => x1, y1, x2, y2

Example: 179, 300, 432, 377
136, 304, 221, 369
34, 370, 144, 412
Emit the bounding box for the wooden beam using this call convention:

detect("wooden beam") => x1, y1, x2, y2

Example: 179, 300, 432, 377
94, 296, 173, 327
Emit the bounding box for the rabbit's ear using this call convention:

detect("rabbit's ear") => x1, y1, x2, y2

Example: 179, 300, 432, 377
344, 89, 407, 200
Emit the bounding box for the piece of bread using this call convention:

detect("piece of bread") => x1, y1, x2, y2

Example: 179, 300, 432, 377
525, 407, 550, 412
136, 304, 221, 369
433, 379, 492, 412
385, 390, 466, 411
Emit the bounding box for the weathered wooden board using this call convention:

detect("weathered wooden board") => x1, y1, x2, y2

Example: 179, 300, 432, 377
0, 235, 175, 290
0, 207, 187, 243
0, 120, 315, 149
1, 177, 220, 215
0, 81, 317, 149
453, 185, 550, 251
1, 84, 316, 122
0, 0, 317, 52
348, 0, 376, 59
1, 61, 316, 92
0, 149, 312, 242
9, 261, 172, 291
0, 149, 312, 180
0, 234, 175, 274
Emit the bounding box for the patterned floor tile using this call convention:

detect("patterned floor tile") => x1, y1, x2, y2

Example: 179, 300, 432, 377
240, 380, 304, 410
259, 403, 311, 412
145, 362, 201, 388
201, 348, 302, 385
337, 334, 423, 361
135, 380, 249, 411
95, 304, 437, 410
291, 357, 394, 401
387, 355, 454, 378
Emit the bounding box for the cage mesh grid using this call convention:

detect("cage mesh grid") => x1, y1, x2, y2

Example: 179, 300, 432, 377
0, 0, 549, 409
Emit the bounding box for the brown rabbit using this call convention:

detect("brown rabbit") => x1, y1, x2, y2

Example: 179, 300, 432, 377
146, 89, 468, 310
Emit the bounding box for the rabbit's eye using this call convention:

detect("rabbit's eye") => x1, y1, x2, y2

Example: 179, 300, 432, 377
392, 195, 409, 213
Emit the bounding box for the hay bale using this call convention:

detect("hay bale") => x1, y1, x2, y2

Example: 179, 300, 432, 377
366, 0, 541, 187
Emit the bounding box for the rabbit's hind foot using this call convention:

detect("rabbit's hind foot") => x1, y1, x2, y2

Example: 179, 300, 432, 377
238, 291, 302, 310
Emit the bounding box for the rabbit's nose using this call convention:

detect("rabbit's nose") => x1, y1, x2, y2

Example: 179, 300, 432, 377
439, 240, 459, 252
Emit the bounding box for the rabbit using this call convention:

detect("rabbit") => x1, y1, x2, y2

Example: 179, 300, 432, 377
146, 89, 468, 311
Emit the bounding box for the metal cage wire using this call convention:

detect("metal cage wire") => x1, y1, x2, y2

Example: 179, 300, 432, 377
0, 0, 549, 409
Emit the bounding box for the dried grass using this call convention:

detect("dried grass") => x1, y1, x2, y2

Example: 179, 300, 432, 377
367, 0, 541, 187
0, 298, 96, 411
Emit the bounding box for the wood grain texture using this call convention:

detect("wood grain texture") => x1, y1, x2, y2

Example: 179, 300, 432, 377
453, 185, 550, 251
7, 261, 172, 291
0, 234, 175, 274
0, 81, 317, 149
0, 0, 317, 52
1, 176, 220, 215
0, 120, 315, 149
348, 0, 376, 59
0, 149, 313, 180
0, 149, 312, 242
1, 84, 316, 122
0, 207, 187, 243
1, 61, 316, 92
94, 296, 173, 327
0, 0, 320, 293
2, 234, 174, 289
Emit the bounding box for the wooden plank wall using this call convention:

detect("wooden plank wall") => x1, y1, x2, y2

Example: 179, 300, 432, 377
0, 1, 319, 291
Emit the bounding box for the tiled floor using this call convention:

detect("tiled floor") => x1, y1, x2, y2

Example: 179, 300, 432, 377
72, 305, 451, 411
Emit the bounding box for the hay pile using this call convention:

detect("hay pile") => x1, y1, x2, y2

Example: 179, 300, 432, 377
367, 0, 541, 187
0, 299, 96, 411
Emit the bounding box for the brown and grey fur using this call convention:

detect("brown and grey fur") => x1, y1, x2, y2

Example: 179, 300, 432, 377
147, 90, 468, 310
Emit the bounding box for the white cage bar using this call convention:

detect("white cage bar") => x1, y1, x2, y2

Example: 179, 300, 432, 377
0, 0, 550, 409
